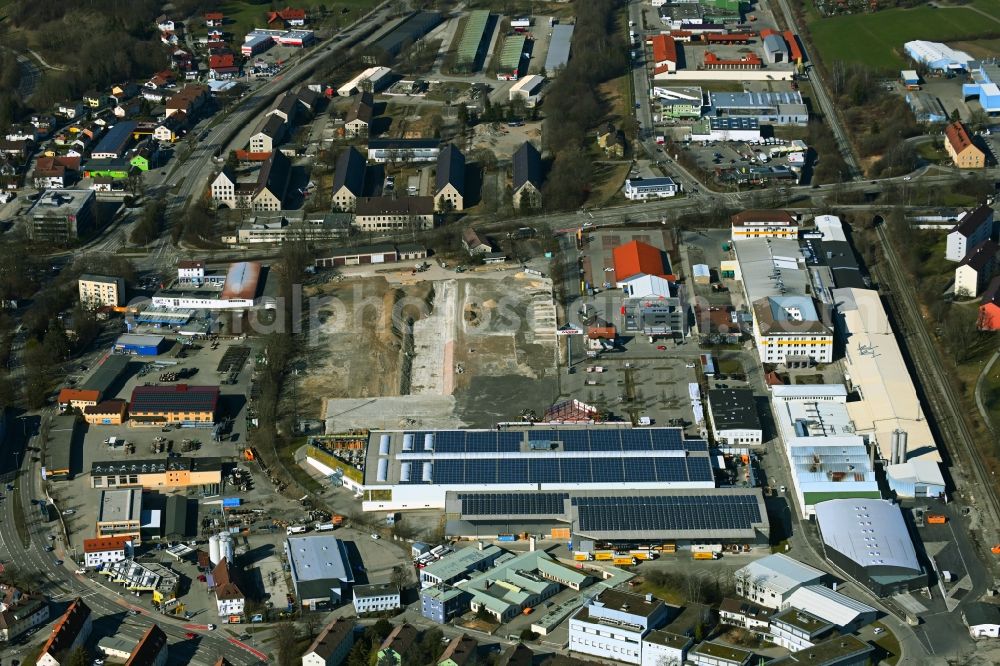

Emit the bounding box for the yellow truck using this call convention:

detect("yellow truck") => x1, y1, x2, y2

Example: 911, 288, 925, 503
693, 551, 719, 560
594, 551, 615, 561
613, 556, 638, 566
574, 552, 594, 561
630, 550, 658, 561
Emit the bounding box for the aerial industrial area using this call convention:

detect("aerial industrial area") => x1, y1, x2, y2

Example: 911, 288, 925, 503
0, 0, 999, 665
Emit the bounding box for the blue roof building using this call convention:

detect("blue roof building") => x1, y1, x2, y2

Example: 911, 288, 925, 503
91, 121, 137, 159
962, 62, 1000, 114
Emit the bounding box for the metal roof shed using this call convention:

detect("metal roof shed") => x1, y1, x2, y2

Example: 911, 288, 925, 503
544, 24, 574, 73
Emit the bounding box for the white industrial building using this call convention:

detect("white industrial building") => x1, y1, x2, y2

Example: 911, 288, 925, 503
337, 66, 392, 97
831, 288, 943, 486
783, 585, 877, 633
735, 554, 825, 609
509, 75, 545, 107
904, 40, 973, 72
357, 427, 717, 512
769, 385, 880, 518
285, 536, 355, 610
763, 33, 789, 63
691, 116, 762, 142
731, 239, 833, 365
707, 388, 763, 447
624, 177, 680, 200
708, 91, 808, 126
82, 536, 133, 569
569, 589, 671, 665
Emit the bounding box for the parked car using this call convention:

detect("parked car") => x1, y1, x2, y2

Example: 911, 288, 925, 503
370, 533, 381, 540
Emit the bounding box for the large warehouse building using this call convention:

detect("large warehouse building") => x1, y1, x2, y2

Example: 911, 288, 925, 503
814, 499, 926, 596
359, 427, 717, 512
285, 535, 355, 610
444, 488, 770, 550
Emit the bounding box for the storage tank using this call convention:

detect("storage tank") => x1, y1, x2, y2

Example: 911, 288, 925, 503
209, 534, 221, 565
218, 531, 235, 565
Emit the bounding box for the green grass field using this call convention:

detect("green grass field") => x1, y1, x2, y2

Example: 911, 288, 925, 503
808, 6, 993, 70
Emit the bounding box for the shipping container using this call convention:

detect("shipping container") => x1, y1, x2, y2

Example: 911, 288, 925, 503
315, 523, 335, 532
497, 534, 517, 542
594, 551, 615, 561
613, 556, 638, 566
927, 514, 947, 524
693, 551, 719, 560
551, 527, 572, 540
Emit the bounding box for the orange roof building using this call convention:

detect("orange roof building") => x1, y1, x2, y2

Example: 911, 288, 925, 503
38, 598, 92, 666
613, 240, 670, 283
944, 121, 985, 169
651, 35, 678, 75
57, 388, 101, 410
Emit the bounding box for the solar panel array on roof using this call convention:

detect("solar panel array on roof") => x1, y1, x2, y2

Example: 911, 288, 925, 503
457, 492, 569, 516
574, 494, 762, 533
399, 428, 698, 453
402, 455, 712, 485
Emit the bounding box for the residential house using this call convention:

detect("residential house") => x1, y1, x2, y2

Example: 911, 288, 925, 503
435, 144, 466, 211
731, 209, 798, 240
154, 114, 186, 142
955, 240, 999, 297
332, 147, 366, 211
83, 93, 109, 109
302, 618, 355, 666
165, 85, 209, 119
296, 86, 323, 113
597, 123, 625, 158
268, 91, 304, 125
344, 92, 374, 138
110, 83, 139, 105
367, 138, 440, 163
130, 145, 156, 172
268, 7, 307, 27
36, 599, 92, 666
249, 115, 286, 154
946, 204, 994, 262
438, 634, 478, 666
624, 177, 679, 200
979, 277, 1000, 331
463, 228, 492, 254
212, 558, 245, 619
569, 589, 672, 665
377, 623, 419, 665
83, 400, 128, 426
353, 197, 435, 232
512, 141, 542, 209
156, 16, 177, 33
651, 35, 679, 75
719, 597, 772, 632
496, 644, 533, 666
146, 70, 177, 90
209, 52, 240, 79
125, 625, 168, 666
964, 602, 1000, 639
0, 586, 49, 642
0, 139, 33, 161
56, 101, 86, 120
945, 121, 986, 169
205, 12, 225, 27
33, 159, 71, 189
353, 583, 400, 615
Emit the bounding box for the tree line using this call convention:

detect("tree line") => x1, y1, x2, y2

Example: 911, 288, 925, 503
541, 0, 628, 211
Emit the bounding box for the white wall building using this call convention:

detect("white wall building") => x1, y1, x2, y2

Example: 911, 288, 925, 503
569, 589, 671, 665
734, 554, 825, 610
624, 177, 680, 200
964, 603, 1000, 639
945, 204, 994, 262
82, 536, 132, 569
353, 584, 400, 615
640, 630, 692, 666
78, 275, 125, 308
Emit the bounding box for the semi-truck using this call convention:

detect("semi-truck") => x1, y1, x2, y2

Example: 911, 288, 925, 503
613, 556, 638, 566
630, 550, 657, 560
594, 551, 615, 561
693, 551, 720, 560
314, 523, 335, 532
574, 552, 594, 561
286, 525, 308, 535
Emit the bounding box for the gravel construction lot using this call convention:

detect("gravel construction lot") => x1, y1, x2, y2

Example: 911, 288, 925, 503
308, 271, 558, 430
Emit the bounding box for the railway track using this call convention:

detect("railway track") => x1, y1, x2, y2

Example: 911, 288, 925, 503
874, 222, 1000, 545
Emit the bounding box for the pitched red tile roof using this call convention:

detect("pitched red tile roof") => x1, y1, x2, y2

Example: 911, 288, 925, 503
613, 240, 668, 283
83, 536, 131, 553
945, 121, 975, 155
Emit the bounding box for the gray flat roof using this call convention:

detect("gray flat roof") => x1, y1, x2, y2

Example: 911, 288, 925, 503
708, 388, 761, 431
544, 24, 574, 72
98, 489, 142, 523
286, 535, 354, 585
815, 499, 921, 572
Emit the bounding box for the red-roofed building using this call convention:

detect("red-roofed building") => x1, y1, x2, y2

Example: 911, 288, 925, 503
83, 536, 133, 568
650, 35, 678, 75
37, 599, 92, 666
783, 31, 804, 62
205, 12, 224, 27
613, 240, 670, 283
945, 121, 985, 169
979, 277, 1000, 330
57, 388, 101, 412
211, 558, 245, 618
704, 51, 762, 69
209, 52, 239, 79
125, 625, 168, 666
267, 7, 307, 26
